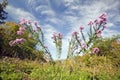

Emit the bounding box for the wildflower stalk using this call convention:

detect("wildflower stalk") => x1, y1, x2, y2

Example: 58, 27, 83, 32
52, 33, 62, 59
80, 30, 86, 43
67, 13, 107, 58
67, 36, 76, 58
19, 19, 53, 61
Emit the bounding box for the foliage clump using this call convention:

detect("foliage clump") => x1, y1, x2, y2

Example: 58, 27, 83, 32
0, 22, 44, 60
0, 0, 8, 24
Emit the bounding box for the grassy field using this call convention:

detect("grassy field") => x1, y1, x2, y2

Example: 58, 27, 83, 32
0, 53, 120, 80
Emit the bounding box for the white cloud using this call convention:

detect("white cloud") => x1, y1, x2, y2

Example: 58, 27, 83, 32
34, 5, 55, 17
6, 5, 36, 21
106, 23, 114, 27
7, 0, 120, 59
103, 29, 120, 38
43, 24, 58, 43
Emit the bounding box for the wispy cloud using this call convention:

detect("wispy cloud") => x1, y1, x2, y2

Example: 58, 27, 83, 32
6, 5, 36, 21
6, 0, 120, 59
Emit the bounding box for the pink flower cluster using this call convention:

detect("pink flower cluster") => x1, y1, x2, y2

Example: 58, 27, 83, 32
81, 43, 87, 49
99, 13, 107, 23
17, 27, 25, 35
80, 26, 84, 31
19, 19, 26, 25
88, 21, 93, 25
19, 19, 41, 32
88, 13, 107, 26
9, 23, 26, 46
88, 13, 107, 37
72, 31, 79, 36
51, 32, 62, 59
96, 30, 102, 37
51, 32, 62, 40
9, 38, 26, 46
92, 47, 99, 53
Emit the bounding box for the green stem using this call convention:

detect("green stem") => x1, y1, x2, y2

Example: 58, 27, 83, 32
80, 31, 86, 43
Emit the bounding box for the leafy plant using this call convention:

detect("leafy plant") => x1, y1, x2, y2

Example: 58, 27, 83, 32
0, 22, 44, 60
0, 0, 8, 24
51, 32, 62, 59
67, 13, 107, 58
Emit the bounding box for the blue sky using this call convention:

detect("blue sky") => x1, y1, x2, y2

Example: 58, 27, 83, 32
2, 0, 120, 60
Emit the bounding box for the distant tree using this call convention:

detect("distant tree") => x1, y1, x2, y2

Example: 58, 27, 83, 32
0, 0, 8, 24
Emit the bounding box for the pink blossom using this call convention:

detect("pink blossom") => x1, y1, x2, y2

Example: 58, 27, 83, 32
19, 19, 26, 25
88, 21, 93, 25
17, 30, 23, 35
99, 13, 106, 19
96, 30, 102, 37
96, 33, 101, 37
99, 13, 107, 23
51, 33, 57, 39
51, 36, 56, 40
80, 26, 84, 31
102, 17, 107, 21
36, 26, 41, 31
94, 19, 99, 24
81, 43, 87, 49
34, 21, 38, 26
14, 39, 21, 44
14, 38, 26, 44
19, 27, 25, 31
58, 33, 62, 39
51, 36, 56, 39
92, 47, 99, 53
9, 38, 26, 46
100, 18, 107, 23
96, 30, 102, 34
72, 31, 79, 36
26, 20, 31, 24
9, 40, 15, 46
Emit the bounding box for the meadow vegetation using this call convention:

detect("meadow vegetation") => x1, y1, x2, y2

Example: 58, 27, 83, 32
0, 0, 120, 79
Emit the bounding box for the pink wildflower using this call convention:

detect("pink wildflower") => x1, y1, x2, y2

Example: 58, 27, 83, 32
80, 26, 84, 31
34, 21, 38, 26
96, 30, 102, 37
99, 13, 106, 19
99, 13, 107, 23
72, 31, 79, 36
36, 26, 41, 31
19, 19, 26, 25
14, 38, 26, 44
96, 30, 102, 34
81, 43, 87, 49
26, 20, 31, 24
19, 27, 25, 31
17, 30, 23, 35
58, 33, 62, 39
9, 40, 15, 46
51, 33, 57, 39
94, 19, 99, 24
9, 38, 26, 46
88, 21, 93, 25
92, 47, 99, 53
51, 36, 56, 39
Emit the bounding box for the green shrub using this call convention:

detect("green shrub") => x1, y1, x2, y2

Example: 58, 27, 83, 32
0, 22, 44, 60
